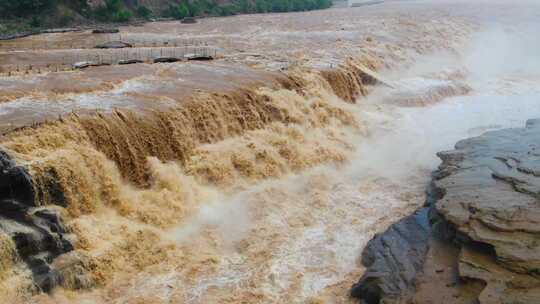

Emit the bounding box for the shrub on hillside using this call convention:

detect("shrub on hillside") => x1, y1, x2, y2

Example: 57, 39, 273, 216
65, 0, 88, 13
114, 9, 132, 22
237, 0, 252, 13
255, 0, 269, 13
93, 0, 132, 22
178, 0, 333, 18
29, 16, 41, 28
1, 0, 333, 27
168, 3, 190, 19
57, 5, 76, 26
168, 1, 209, 19
136, 5, 152, 20
0, 0, 56, 17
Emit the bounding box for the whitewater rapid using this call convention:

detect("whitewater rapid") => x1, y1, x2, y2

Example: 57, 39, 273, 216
162, 27, 540, 303
2, 3, 540, 303
28, 32, 539, 304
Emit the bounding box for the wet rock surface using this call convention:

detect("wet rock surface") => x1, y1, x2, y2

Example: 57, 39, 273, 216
351, 119, 540, 303
434, 118, 540, 303
153, 57, 182, 63
73, 61, 111, 69
0, 150, 75, 292
350, 208, 431, 304
118, 59, 144, 65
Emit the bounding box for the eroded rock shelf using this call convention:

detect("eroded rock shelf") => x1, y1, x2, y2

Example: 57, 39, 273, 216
352, 119, 540, 304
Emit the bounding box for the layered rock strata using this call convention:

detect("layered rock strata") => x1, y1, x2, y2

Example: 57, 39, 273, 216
352, 119, 540, 303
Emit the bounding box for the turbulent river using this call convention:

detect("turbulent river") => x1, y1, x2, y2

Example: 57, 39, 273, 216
1, 1, 540, 304
31, 30, 540, 304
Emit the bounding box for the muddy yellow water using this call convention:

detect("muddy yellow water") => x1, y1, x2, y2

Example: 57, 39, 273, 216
1, 1, 539, 303
1, 69, 419, 304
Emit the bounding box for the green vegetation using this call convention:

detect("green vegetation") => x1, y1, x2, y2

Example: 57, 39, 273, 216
168, 3, 190, 19
167, 0, 333, 19
0, 0, 333, 36
57, 5, 76, 26
93, 0, 132, 22
29, 16, 41, 28
0, 0, 56, 17
136, 5, 152, 20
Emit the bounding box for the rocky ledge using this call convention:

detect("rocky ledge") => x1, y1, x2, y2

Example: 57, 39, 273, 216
0, 150, 83, 292
352, 119, 540, 303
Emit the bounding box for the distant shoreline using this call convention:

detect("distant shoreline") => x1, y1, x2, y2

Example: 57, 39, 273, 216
349, 0, 384, 7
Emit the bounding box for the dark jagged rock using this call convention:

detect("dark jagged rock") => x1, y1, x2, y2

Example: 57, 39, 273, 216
72, 61, 111, 69
351, 119, 540, 303
0, 150, 75, 292
153, 57, 181, 63
92, 28, 120, 34
185, 54, 214, 61
351, 208, 431, 303
0, 150, 35, 207
95, 40, 132, 49
118, 59, 144, 65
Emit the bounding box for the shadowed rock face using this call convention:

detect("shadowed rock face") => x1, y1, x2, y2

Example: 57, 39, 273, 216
351, 119, 540, 303
0, 150, 35, 206
0, 150, 75, 292
350, 208, 431, 304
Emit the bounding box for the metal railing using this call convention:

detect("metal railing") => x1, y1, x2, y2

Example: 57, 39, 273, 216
0, 34, 209, 52
0, 46, 218, 77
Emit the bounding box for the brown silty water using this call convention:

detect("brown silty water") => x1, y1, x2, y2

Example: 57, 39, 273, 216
3, 1, 536, 303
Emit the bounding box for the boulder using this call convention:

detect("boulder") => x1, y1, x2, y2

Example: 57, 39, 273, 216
184, 53, 214, 61
72, 61, 110, 69
92, 28, 120, 34
95, 41, 132, 49
153, 57, 181, 63
73, 61, 96, 69
350, 208, 431, 304
118, 59, 144, 65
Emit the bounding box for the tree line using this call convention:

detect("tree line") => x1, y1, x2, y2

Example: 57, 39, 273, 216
0, 0, 332, 24
167, 0, 333, 19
